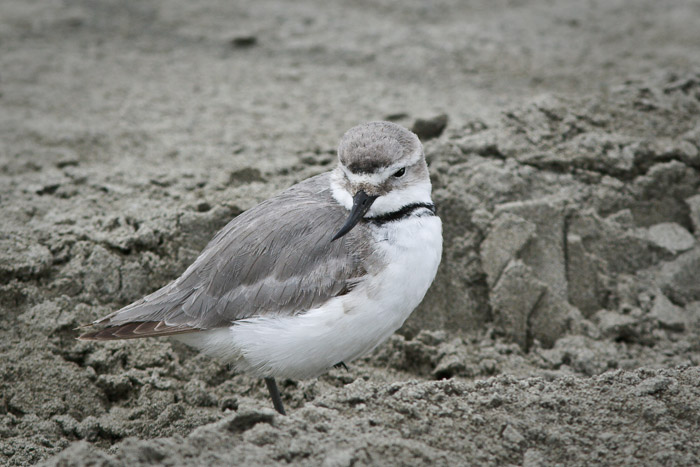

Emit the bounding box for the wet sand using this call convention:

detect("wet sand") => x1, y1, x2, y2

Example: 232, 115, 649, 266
1, 1, 700, 465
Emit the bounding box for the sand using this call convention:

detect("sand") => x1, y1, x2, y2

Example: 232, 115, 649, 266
1, 0, 700, 465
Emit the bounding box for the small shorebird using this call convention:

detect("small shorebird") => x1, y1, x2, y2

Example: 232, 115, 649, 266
79, 121, 443, 415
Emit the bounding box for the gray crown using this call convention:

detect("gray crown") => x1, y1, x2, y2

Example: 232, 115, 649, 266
338, 121, 421, 174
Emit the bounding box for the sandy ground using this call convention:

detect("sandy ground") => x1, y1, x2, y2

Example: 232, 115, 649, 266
1, 0, 700, 465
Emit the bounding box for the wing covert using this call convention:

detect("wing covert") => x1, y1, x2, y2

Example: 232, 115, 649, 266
96, 173, 370, 331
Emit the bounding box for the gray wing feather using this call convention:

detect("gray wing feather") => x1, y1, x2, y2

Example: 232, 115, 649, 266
95, 173, 369, 331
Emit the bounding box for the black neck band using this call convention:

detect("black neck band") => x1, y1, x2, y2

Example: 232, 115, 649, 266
365, 203, 437, 224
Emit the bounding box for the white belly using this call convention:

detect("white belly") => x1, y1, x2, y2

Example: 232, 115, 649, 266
177, 215, 442, 379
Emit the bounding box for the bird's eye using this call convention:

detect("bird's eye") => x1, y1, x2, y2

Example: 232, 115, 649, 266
393, 167, 406, 178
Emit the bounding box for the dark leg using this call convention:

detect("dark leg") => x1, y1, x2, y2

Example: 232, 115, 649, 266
264, 377, 286, 415
334, 361, 349, 371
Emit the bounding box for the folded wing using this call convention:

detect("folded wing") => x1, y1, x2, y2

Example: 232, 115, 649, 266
80, 173, 368, 340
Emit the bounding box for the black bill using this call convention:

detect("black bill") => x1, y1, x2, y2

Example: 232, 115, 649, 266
331, 190, 378, 241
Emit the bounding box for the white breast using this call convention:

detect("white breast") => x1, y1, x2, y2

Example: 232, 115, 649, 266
177, 214, 442, 380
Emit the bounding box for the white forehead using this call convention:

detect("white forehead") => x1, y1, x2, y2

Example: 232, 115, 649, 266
340, 157, 416, 185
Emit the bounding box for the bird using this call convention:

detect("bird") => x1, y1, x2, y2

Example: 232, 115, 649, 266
79, 121, 443, 415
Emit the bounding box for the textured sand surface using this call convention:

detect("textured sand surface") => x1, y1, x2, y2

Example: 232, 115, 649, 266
1, 1, 700, 465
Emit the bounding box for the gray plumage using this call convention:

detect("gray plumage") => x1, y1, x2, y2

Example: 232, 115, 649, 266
338, 121, 421, 174
81, 173, 374, 340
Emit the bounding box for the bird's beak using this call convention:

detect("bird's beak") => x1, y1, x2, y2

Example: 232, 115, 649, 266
331, 190, 378, 241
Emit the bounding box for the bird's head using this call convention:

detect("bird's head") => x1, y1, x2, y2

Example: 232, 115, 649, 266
330, 121, 432, 241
